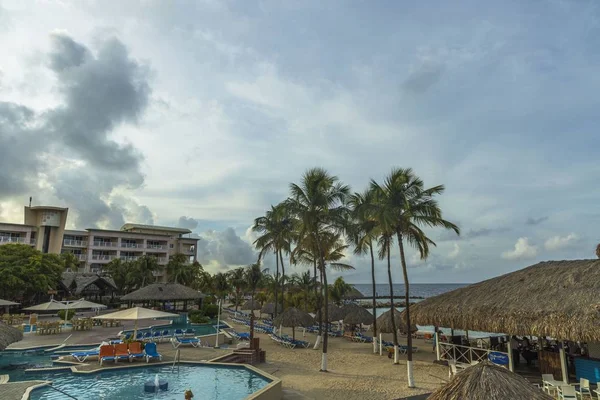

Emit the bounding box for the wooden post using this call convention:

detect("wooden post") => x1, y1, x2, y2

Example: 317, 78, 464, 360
435, 330, 441, 361
559, 345, 568, 383
507, 335, 514, 372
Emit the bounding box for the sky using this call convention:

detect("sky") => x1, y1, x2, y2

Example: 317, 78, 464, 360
1, 0, 599, 284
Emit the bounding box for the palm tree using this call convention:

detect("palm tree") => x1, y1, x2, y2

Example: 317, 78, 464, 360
348, 189, 380, 353
286, 168, 350, 372
245, 263, 263, 342
290, 271, 315, 312
371, 168, 459, 387
105, 258, 130, 294
596, 243, 600, 259
166, 253, 200, 284
212, 273, 230, 303
131, 255, 159, 288
60, 252, 80, 272
228, 267, 247, 311
253, 202, 295, 316
378, 232, 399, 363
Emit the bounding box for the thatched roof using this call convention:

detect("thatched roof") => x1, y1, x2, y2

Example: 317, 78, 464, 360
61, 272, 117, 295
241, 299, 261, 310
342, 303, 374, 325
261, 302, 282, 315
409, 260, 600, 342
316, 303, 345, 322
377, 308, 417, 334
121, 283, 204, 301
0, 322, 23, 350
428, 361, 552, 400
343, 286, 364, 299
273, 307, 315, 328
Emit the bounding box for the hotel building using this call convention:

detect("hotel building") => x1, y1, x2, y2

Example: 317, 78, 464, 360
0, 206, 199, 282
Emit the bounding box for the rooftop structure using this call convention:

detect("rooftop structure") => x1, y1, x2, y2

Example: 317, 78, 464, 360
0, 205, 199, 282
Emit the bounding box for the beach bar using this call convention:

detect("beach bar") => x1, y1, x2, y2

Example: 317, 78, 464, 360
407, 259, 600, 384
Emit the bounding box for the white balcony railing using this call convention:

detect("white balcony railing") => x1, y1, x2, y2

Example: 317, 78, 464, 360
120, 256, 140, 262
77, 254, 87, 261
0, 236, 25, 244
63, 239, 88, 247
91, 254, 116, 261
30, 239, 36, 245
121, 242, 143, 248
146, 244, 166, 250
157, 257, 167, 263
93, 241, 117, 247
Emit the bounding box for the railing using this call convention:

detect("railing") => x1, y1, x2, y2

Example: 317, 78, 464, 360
30, 238, 36, 245
146, 244, 166, 250
77, 254, 87, 261
91, 254, 116, 261
120, 256, 140, 262
121, 242, 143, 248
92, 241, 117, 247
0, 236, 25, 243
439, 342, 508, 368
63, 239, 87, 247
157, 257, 167, 263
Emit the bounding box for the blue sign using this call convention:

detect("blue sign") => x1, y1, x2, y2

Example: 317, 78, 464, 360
488, 352, 509, 365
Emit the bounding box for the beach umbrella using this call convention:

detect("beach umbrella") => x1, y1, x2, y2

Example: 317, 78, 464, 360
24, 299, 69, 311
427, 361, 552, 400
273, 307, 315, 340
0, 322, 23, 350
0, 299, 19, 306
64, 299, 108, 320
342, 287, 364, 300
316, 303, 345, 322
341, 303, 373, 326
93, 307, 178, 337
376, 308, 417, 334
260, 302, 282, 316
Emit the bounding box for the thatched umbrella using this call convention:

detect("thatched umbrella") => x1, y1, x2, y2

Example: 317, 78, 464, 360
377, 308, 417, 334
342, 286, 364, 300
0, 321, 23, 350
242, 299, 261, 311
408, 259, 600, 342
316, 303, 345, 322
428, 361, 552, 400
273, 307, 315, 340
342, 303, 373, 326
260, 302, 282, 317
121, 283, 204, 308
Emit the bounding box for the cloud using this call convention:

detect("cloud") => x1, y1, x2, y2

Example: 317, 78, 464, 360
501, 237, 538, 260
402, 60, 444, 94
526, 216, 549, 226
196, 228, 257, 271
544, 233, 580, 251
177, 216, 199, 230
448, 243, 460, 259
438, 227, 509, 241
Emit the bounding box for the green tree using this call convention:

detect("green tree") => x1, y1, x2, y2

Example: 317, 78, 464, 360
104, 258, 130, 295
166, 254, 203, 285
290, 271, 315, 312
130, 255, 158, 288
245, 263, 263, 342
286, 167, 350, 372
329, 277, 353, 306
227, 267, 247, 311
212, 272, 230, 303
60, 252, 80, 272
348, 188, 380, 353
371, 168, 459, 387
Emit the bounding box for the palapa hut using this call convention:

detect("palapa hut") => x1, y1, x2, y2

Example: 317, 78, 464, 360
0, 322, 23, 350
260, 302, 282, 317
242, 299, 261, 311
60, 272, 117, 299
408, 259, 600, 383
316, 303, 345, 322
377, 308, 417, 334
342, 303, 373, 326
343, 286, 364, 300
121, 283, 204, 311
273, 307, 315, 340
427, 361, 552, 400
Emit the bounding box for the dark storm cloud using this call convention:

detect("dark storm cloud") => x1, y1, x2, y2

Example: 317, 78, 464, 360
402, 61, 444, 94
0, 33, 152, 228
178, 216, 199, 230
526, 216, 548, 226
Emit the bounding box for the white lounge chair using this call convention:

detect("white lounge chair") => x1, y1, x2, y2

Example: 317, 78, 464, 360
542, 374, 559, 397
0, 375, 9, 384
559, 385, 577, 400
575, 378, 592, 399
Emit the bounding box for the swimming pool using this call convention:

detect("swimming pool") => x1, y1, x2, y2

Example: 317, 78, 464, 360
25, 364, 270, 400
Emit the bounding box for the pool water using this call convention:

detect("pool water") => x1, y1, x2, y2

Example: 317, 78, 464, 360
26, 364, 270, 400
0, 350, 56, 381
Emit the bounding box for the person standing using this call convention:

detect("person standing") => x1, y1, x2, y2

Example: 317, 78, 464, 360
510, 336, 520, 366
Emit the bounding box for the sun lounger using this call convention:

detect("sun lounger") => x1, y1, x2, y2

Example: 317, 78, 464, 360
134, 332, 144, 341
161, 330, 170, 341
144, 342, 162, 363
0, 375, 9, 384
114, 343, 132, 363
128, 342, 145, 361
71, 348, 100, 362
171, 336, 201, 348
174, 329, 185, 337
152, 331, 162, 342
184, 328, 195, 336
142, 332, 153, 342
99, 345, 116, 365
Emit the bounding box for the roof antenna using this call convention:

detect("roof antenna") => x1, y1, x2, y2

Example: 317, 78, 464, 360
29, 197, 32, 207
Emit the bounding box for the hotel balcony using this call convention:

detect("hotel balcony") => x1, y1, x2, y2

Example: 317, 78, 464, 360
91, 254, 117, 262
146, 244, 167, 250
30, 239, 36, 245
120, 255, 140, 262
76, 254, 87, 261
0, 236, 26, 244
121, 242, 144, 249
63, 239, 88, 247
92, 241, 118, 247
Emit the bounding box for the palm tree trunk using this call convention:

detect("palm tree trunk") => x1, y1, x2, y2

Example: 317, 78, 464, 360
387, 240, 399, 364
314, 256, 323, 350
279, 250, 286, 314
315, 237, 329, 372
250, 290, 255, 344
274, 249, 279, 317
369, 243, 377, 354
397, 233, 415, 387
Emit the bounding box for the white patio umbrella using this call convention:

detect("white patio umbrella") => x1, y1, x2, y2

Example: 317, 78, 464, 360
64, 299, 107, 321
92, 307, 179, 337
0, 299, 19, 306
24, 299, 69, 311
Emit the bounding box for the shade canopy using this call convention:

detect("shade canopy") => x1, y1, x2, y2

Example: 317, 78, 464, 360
376, 308, 417, 334
273, 307, 315, 328
316, 303, 345, 322
427, 361, 552, 400
92, 307, 179, 321
121, 283, 204, 302
67, 299, 107, 310
242, 299, 261, 311
24, 299, 68, 311
343, 286, 364, 299
260, 302, 282, 315
409, 259, 600, 342
342, 303, 373, 325
0, 299, 19, 306
0, 322, 23, 351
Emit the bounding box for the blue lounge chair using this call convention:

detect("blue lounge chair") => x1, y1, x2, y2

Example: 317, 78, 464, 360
171, 336, 201, 348
99, 345, 116, 365
144, 342, 162, 363
184, 328, 195, 336
142, 332, 153, 342
135, 332, 144, 341
152, 331, 162, 342
161, 330, 170, 341
71, 348, 99, 362
128, 342, 145, 361
174, 329, 184, 337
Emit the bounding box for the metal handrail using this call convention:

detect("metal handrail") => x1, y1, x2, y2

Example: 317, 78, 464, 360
47, 384, 78, 399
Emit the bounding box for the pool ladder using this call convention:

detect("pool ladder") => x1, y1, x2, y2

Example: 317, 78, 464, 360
48, 384, 78, 399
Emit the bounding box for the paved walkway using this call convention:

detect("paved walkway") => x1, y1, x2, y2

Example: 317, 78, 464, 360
3, 380, 50, 400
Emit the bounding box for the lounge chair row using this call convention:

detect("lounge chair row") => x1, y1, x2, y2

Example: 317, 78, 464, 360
230, 330, 251, 341
344, 332, 374, 343
95, 342, 162, 365
269, 334, 310, 349
122, 329, 196, 342
382, 341, 419, 354
170, 336, 206, 348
